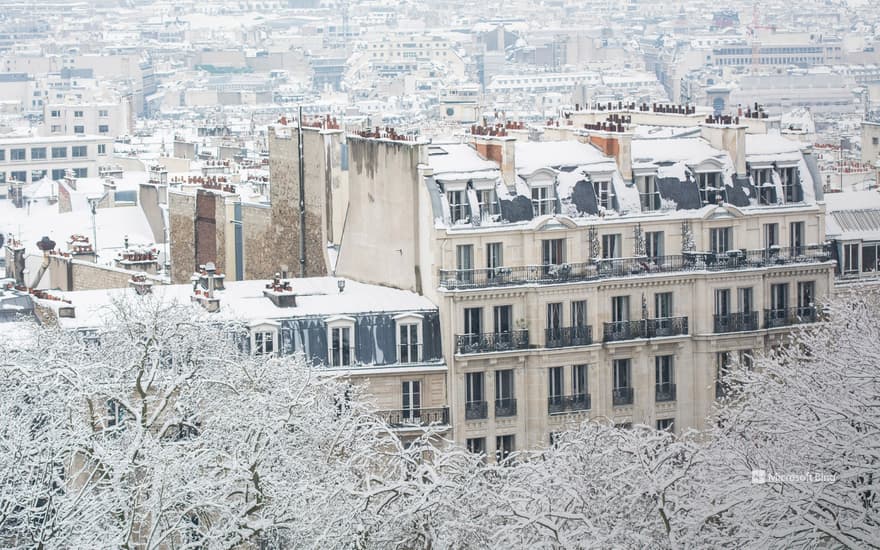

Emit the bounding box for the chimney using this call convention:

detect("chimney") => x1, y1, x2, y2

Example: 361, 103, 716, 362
263, 273, 297, 307
472, 134, 516, 185
191, 262, 222, 312
128, 273, 153, 295
700, 120, 747, 178
584, 129, 633, 181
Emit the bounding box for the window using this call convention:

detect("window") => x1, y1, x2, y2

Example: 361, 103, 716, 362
448, 190, 470, 223
571, 300, 587, 328
843, 243, 860, 275
456, 244, 473, 283
466, 372, 484, 404
763, 223, 778, 249
254, 331, 275, 355
30, 170, 46, 181
476, 188, 499, 217
546, 302, 562, 335
797, 281, 815, 314
493, 305, 511, 334
637, 174, 661, 211
99, 109, 109, 117
780, 166, 800, 203
30, 147, 46, 160
51, 169, 66, 180
613, 359, 631, 389
11, 148, 26, 161
655, 292, 672, 319
487, 242, 503, 273
73, 167, 87, 178
466, 437, 486, 457
709, 227, 732, 254
657, 418, 675, 431
328, 323, 354, 366
645, 231, 664, 260
863, 243, 879, 273
464, 307, 482, 335
73, 125, 84, 134
398, 321, 421, 363
790, 222, 805, 254
548, 366, 564, 398
531, 185, 554, 216
601, 233, 620, 259
11, 171, 26, 182
73, 110, 83, 118
97, 144, 106, 155
655, 355, 675, 402
572, 364, 588, 396
714, 288, 731, 317
697, 172, 722, 204
612, 295, 630, 323
106, 399, 127, 429
50, 109, 60, 117
738, 287, 753, 313
50, 125, 61, 133
496, 434, 515, 463
402, 381, 421, 420
72, 145, 87, 158
495, 369, 515, 402
98, 124, 109, 134
541, 238, 565, 266
770, 283, 789, 312
0, 150, 4, 161
593, 180, 614, 209
51, 146, 67, 159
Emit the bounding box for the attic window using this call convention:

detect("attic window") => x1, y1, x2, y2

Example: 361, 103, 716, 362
428, 146, 448, 156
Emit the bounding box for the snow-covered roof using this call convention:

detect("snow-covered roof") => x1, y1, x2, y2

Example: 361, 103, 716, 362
745, 131, 805, 164
515, 140, 613, 175
54, 278, 438, 330
825, 190, 880, 241
427, 143, 499, 177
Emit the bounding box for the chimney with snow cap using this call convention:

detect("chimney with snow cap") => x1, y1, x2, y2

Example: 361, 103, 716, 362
263, 273, 297, 308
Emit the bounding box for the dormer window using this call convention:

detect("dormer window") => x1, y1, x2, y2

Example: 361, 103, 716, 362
637, 174, 660, 211
592, 180, 614, 210
476, 188, 499, 218
750, 166, 776, 205
327, 316, 356, 367
531, 185, 555, 216
394, 313, 424, 363
779, 166, 801, 203
254, 331, 275, 355
447, 190, 470, 224
696, 172, 724, 205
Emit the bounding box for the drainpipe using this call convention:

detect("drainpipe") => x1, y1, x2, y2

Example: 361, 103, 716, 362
297, 105, 306, 278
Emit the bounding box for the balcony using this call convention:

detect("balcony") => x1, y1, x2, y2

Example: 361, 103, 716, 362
455, 330, 529, 354
378, 407, 450, 428
495, 398, 517, 418
764, 306, 818, 329
602, 317, 689, 342
545, 325, 593, 348
548, 394, 591, 414
438, 245, 831, 290
465, 401, 488, 420
713, 311, 760, 333
655, 383, 676, 403
612, 387, 634, 406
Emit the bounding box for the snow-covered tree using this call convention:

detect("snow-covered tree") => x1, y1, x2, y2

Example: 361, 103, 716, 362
0, 297, 445, 549
692, 290, 880, 549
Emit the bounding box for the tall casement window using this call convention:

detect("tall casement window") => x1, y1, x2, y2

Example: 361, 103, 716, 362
476, 188, 499, 217
710, 227, 732, 254
770, 283, 789, 312
612, 295, 630, 323
655, 355, 675, 402
637, 174, 661, 211
531, 185, 554, 216
593, 180, 614, 209
654, 292, 673, 319
493, 305, 512, 334
402, 380, 421, 420
750, 166, 776, 204
546, 302, 562, 335
254, 331, 275, 356
715, 288, 731, 317
763, 223, 778, 249
645, 231, 664, 260
697, 172, 723, 204
790, 222, 805, 254
486, 242, 503, 271
327, 317, 355, 366
465, 371, 486, 420
797, 281, 815, 316
612, 358, 633, 406
448, 190, 470, 223
464, 307, 482, 336
395, 314, 423, 363
542, 238, 565, 266
571, 300, 587, 327
843, 243, 859, 275
496, 434, 515, 463
548, 366, 564, 399
601, 234, 621, 259
572, 364, 588, 396
456, 244, 473, 282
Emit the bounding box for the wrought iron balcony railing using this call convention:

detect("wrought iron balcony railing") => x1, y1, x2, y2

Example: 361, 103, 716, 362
764, 306, 818, 328
377, 407, 450, 428
495, 398, 517, 418
602, 317, 689, 342
547, 393, 591, 414
545, 325, 593, 348
612, 387, 634, 406
439, 245, 831, 290
464, 400, 488, 420
455, 330, 529, 354
713, 311, 760, 333
655, 383, 676, 403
